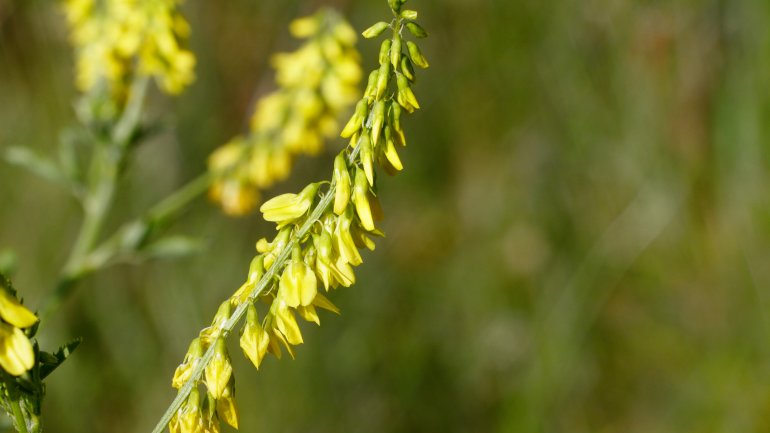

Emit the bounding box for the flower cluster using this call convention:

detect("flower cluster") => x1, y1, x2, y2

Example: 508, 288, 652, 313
167, 1, 428, 430
63, 0, 195, 100
207, 9, 362, 216
0, 275, 37, 377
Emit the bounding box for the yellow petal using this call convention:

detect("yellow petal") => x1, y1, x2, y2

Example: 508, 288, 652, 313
274, 303, 303, 345
0, 290, 37, 328
0, 324, 34, 376
216, 389, 239, 429
313, 293, 341, 315
297, 305, 320, 325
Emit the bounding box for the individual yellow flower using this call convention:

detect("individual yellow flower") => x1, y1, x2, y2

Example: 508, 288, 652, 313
0, 281, 37, 376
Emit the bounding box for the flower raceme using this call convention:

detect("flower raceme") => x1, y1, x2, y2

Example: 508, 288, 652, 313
63, 0, 195, 101
165, 1, 428, 431
207, 9, 362, 216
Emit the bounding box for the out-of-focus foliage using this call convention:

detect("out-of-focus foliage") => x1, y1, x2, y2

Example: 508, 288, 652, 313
2, 0, 770, 432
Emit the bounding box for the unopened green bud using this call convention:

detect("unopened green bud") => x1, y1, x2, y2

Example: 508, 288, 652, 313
405, 21, 428, 38
371, 101, 386, 146
360, 133, 375, 186
333, 154, 351, 215
399, 58, 414, 83
375, 61, 390, 98
379, 39, 392, 65
362, 21, 390, 39
390, 33, 402, 68
388, 0, 404, 13
364, 69, 379, 100
400, 10, 418, 20
406, 41, 429, 68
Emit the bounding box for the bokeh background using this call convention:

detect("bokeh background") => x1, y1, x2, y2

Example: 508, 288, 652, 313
3, 0, 770, 431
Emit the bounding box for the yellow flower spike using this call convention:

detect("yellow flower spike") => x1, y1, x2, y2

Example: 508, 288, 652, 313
204, 338, 233, 399
0, 323, 34, 376
333, 154, 352, 215
0, 289, 37, 328
173, 338, 203, 389
274, 301, 303, 345
240, 304, 270, 370
360, 133, 375, 187
371, 100, 386, 146
216, 385, 239, 429
260, 183, 320, 223
353, 169, 375, 231
297, 305, 320, 325
312, 292, 340, 315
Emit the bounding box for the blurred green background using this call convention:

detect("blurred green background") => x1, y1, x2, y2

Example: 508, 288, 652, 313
3, 0, 770, 431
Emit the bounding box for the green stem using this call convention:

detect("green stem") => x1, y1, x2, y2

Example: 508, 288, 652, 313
9, 399, 29, 433
40, 77, 149, 320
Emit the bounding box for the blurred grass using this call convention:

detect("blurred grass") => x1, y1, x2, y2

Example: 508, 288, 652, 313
3, 0, 770, 432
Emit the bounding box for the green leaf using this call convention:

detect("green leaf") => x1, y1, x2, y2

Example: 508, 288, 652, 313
39, 338, 81, 380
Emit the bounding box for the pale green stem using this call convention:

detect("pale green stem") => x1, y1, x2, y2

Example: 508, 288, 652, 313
40, 77, 149, 320
9, 399, 29, 433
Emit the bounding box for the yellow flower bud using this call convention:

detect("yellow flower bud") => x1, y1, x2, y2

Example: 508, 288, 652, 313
340, 99, 368, 138
360, 133, 375, 187
204, 338, 233, 399
353, 169, 375, 231
333, 154, 352, 215
371, 101, 386, 146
